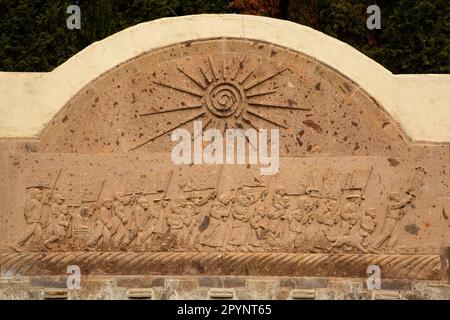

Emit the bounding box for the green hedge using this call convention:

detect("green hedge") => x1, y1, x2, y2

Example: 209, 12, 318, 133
0, 0, 448, 73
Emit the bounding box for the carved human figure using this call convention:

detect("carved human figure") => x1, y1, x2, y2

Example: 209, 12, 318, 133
339, 194, 364, 235
73, 207, 90, 233
360, 208, 377, 249
44, 193, 65, 240
186, 190, 216, 249
133, 196, 158, 251
110, 192, 130, 248
43, 204, 70, 249
267, 186, 290, 248
179, 196, 199, 248
286, 196, 318, 251
12, 188, 45, 252
328, 208, 377, 253
371, 192, 414, 250
148, 198, 170, 249
165, 197, 193, 249
361, 208, 377, 234
249, 205, 269, 250
200, 194, 231, 249
226, 187, 256, 251
87, 198, 113, 250
71, 206, 91, 250
39, 189, 54, 228
316, 199, 339, 227
119, 196, 154, 250
50, 194, 65, 216
314, 199, 339, 251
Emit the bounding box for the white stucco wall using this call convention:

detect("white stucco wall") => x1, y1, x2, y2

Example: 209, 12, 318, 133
0, 14, 449, 141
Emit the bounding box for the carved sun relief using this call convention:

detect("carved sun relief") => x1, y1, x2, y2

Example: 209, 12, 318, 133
131, 54, 309, 151
1, 38, 448, 280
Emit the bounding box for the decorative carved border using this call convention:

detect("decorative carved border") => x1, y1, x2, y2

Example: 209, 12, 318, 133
1, 252, 441, 280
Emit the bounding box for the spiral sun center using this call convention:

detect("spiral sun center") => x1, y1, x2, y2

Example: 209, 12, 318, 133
205, 81, 244, 118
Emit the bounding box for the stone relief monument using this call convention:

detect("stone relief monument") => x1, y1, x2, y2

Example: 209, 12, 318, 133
1, 21, 449, 295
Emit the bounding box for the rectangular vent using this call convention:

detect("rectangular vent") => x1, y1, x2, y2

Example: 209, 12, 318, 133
290, 289, 316, 300
127, 288, 153, 299
209, 288, 234, 299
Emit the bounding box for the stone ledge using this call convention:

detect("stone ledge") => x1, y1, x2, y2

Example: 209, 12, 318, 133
290, 289, 316, 300
126, 288, 153, 299
209, 288, 234, 299
371, 290, 399, 300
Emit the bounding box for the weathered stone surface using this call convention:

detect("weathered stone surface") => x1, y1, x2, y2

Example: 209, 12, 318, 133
30, 277, 67, 289
0, 37, 449, 300
279, 278, 296, 289
381, 279, 412, 291
0, 275, 449, 299
198, 277, 222, 288
297, 277, 328, 289
116, 276, 153, 288
223, 277, 246, 288
371, 290, 399, 300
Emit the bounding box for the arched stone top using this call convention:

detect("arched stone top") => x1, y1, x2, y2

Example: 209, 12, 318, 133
0, 14, 449, 141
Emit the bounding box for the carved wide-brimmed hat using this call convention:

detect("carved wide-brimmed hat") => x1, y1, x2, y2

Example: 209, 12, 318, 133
346, 193, 365, 199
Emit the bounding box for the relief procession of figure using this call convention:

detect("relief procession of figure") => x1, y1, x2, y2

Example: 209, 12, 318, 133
9, 165, 430, 255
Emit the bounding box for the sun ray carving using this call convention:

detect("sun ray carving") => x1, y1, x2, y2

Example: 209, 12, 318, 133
152, 80, 203, 97
140, 103, 203, 116
248, 101, 311, 111
192, 116, 212, 141
131, 112, 206, 150
246, 90, 278, 98
132, 55, 310, 150
177, 67, 207, 89
246, 108, 289, 129
231, 54, 245, 81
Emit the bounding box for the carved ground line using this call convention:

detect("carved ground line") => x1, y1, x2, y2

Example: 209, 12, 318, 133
0, 253, 441, 279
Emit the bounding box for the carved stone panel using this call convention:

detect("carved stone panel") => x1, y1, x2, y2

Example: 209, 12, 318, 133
1, 39, 449, 280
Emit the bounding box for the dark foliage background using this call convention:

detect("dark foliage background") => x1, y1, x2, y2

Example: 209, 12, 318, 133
0, 0, 448, 73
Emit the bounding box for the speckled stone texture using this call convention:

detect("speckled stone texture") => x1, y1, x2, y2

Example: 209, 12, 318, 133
1, 39, 449, 299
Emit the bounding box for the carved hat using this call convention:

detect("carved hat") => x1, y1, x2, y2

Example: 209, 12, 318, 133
346, 193, 365, 199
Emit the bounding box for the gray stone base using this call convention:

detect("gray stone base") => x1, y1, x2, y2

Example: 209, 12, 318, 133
1, 276, 449, 300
